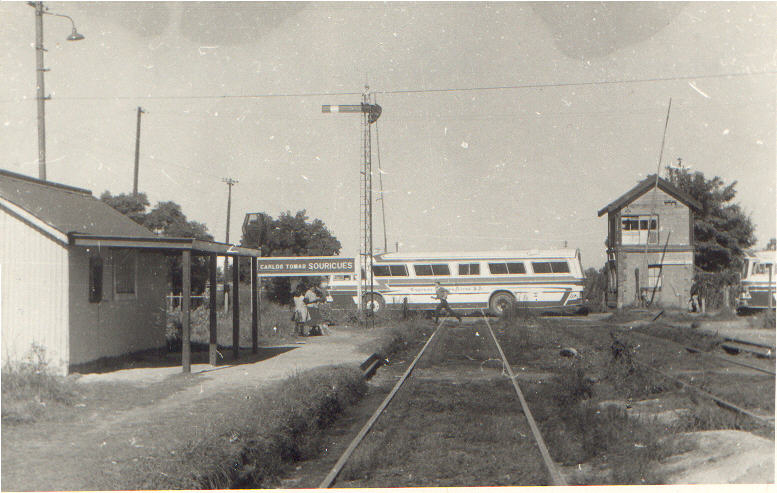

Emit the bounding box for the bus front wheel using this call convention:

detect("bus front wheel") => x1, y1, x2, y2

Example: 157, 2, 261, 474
489, 292, 515, 316
363, 293, 385, 313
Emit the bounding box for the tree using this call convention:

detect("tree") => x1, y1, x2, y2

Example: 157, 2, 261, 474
99, 192, 149, 225
100, 192, 214, 294
582, 266, 608, 311
664, 168, 757, 306
241, 210, 342, 304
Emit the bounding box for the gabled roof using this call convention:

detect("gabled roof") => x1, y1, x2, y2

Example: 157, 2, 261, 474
1, 169, 263, 257
597, 174, 702, 217
0, 168, 154, 238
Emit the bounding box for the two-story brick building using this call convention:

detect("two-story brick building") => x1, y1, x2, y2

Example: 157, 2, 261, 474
598, 175, 701, 309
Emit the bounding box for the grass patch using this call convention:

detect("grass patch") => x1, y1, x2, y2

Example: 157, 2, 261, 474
337, 378, 550, 487
530, 369, 672, 484
1, 344, 79, 424
138, 366, 367, 489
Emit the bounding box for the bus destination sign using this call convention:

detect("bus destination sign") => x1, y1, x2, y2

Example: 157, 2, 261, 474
255, 257, 355, 277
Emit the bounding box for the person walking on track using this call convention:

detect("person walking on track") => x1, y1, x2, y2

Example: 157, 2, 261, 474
433, 281, 462, 324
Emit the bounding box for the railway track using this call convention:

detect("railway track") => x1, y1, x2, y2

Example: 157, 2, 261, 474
603, 326, 775, 426
318, 316, 566, 488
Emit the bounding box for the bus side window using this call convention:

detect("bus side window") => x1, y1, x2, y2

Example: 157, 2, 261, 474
390, 265, 408, 276
373, 265, 391, 277
550, 261, 570, 273
506, 262, 526, 274
489, 263, 508, 274
414, 264, 433, 276
458, 263, 479, 275
531, 262, 552, 274
431, 264, 450, 275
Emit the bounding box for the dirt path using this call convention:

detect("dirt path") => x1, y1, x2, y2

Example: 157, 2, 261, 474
1, 327, 381, 491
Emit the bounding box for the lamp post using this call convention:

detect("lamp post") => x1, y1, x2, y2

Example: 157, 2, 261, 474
29, 1, 84, 181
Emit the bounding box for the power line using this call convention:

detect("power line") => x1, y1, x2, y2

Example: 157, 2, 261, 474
48, 90, 364, 101
1, 70, 773, 104
373, 70, 777, 95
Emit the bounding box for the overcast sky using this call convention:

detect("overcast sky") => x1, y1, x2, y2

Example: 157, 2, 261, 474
2, 1, 775, 268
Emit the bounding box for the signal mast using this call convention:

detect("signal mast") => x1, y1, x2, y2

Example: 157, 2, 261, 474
322, 87, 382, 311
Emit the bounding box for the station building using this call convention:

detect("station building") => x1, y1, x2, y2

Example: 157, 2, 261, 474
1, 169, 260, 374
598, 175, 701, 309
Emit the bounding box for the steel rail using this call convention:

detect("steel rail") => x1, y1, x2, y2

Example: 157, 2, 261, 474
630, 357, 774, 425
616, 328, 776, 376
318, 321, 445, 488
480, 311, 567, 486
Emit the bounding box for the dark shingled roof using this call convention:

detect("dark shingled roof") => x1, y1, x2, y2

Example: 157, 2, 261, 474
0, 168, 156, 237
597, 174, 702, 217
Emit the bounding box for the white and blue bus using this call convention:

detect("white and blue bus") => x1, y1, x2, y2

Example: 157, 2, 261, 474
737, 250, 776, 312
323, 249, 585, 315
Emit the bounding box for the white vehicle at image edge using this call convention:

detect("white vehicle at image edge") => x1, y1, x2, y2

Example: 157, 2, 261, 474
323, 249, 586, 315
737, 249, 776, 312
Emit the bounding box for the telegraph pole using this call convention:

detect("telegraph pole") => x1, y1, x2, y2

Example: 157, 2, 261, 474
132, 107, 145, 195
30, 1, 84, 181
223, 177, 238, 311
35, 2, 47, 180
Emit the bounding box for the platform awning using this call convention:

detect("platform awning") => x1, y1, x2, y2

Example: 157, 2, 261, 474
68, 233, 262, 257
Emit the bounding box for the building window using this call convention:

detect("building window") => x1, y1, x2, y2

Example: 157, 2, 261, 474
621, 215, 658, 245
646, 265, 662, 289
458, 263, 480, 275
114, 249, 137, 296
89, 256, 103, 303
413, 264, 450, 276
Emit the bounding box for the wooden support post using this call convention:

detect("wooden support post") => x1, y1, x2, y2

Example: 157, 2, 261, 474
232, 256, 240, 361
251, 257, 258, 354
209, 254, 218, 366
182, 250, 191, 373
769, 264, 774, 310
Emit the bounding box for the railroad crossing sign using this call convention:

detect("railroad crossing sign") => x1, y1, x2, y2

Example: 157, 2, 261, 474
255, 256, 355, 277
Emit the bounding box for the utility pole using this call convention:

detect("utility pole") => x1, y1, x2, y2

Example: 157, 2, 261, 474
30, 1, 84, 181
132, 106, 145, 195
35, 2, 47, 181
223, 177, 238, 312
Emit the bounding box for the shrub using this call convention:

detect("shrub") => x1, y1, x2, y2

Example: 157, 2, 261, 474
143, 366, 367, 489
1, 344, 78, 424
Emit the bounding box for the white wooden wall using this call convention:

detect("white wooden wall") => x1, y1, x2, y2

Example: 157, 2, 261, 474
0, 209, 70, 374
68, 247, 168, 367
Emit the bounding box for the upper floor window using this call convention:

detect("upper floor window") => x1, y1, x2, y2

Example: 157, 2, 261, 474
754, 263, 773, 275
621, 215, 658, 245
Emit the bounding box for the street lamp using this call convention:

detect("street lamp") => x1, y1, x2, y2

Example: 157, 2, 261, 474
28, 1, 84, 181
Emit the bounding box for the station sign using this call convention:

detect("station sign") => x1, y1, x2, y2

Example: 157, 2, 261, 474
255, 257, 355, 277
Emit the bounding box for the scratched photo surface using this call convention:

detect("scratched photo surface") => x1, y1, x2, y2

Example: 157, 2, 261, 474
1, 1, 775, 490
